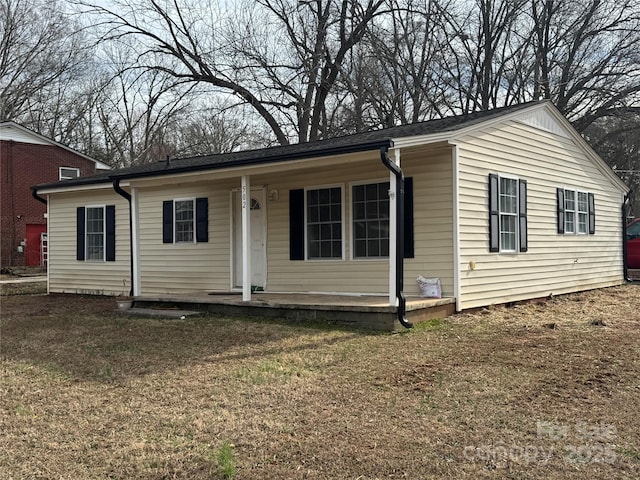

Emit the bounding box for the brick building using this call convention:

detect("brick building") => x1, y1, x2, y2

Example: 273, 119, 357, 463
1, 122, 109, 268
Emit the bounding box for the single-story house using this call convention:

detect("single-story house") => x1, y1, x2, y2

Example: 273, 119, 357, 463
33, 101, 631, 327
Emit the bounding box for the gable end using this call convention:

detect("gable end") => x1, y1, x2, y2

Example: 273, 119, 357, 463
515, 109, 570, 139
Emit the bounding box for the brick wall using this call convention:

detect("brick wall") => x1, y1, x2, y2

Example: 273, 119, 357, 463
1, 141, 98, 267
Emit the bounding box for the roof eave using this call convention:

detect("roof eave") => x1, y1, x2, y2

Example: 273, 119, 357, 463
1, 121, 111, 170
113, 139, 394, 181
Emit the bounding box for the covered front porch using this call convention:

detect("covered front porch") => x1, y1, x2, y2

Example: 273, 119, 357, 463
129, 291, 456, 331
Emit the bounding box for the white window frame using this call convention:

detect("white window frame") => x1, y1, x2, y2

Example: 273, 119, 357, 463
304, 184, 345, 261
563, 188, 589, 235
576, 190, 588, 235
174, 198, 196, 244
564, 189, 576, 234
498, 174, 519, 253
350, 179, 390, 260
59, 167, 80, 180
85, 205, 106, 262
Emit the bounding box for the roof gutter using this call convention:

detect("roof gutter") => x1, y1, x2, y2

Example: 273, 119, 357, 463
380, 146, 413, 329
113, 140, 394, 181
32, 187, 48, 205
112, 179, 134, 296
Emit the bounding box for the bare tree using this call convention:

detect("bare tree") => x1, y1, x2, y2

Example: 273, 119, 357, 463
342, 0, 453, 129
586, 114, 640, 215
0, 0, 88, 120
75, 0, 388, 144
529, 0, 640, 130
432, 0, 531, 114
94, 64, 196, 167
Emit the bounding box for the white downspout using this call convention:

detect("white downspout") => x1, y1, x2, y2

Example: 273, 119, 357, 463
241, 175, 251, 301
451, 143, 461, 312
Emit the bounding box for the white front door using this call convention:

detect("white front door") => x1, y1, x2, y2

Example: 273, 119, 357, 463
233, 189, 266, 288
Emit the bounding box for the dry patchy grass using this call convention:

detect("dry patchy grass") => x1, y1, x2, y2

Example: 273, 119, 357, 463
1, 287, 639, 479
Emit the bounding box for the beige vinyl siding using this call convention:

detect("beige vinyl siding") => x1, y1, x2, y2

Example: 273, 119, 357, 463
135, 180, 235, 295
260, 160, 391, 294
258, 150, 454, 296
48, 189, 130, 295
402, 149, 454, 297
130, 151, 454, 297
457, 118, 624, 309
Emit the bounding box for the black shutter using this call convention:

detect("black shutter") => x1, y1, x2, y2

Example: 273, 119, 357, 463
289, 189, 305, 260
488, 174, 499, 252
588, 193, 595, 234
403, 176, 414, 258
556, 188, 565, 234
105, 205, 116, 261
162, 200, 173, 243
196, 197, 209, 242
519, 180, 528, 252
76, 207, 85, 261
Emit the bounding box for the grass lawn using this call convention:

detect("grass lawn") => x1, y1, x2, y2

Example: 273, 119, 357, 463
1, 286, 639, 479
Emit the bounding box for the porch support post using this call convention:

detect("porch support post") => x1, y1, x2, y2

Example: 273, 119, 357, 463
388, 148, 400, 306
241, 175, 251, 301
131, 187, 141, 296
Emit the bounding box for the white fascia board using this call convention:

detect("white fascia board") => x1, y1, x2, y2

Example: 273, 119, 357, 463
544, 107, 630, 194
392, 102, 629, 194
392, 102, 550, 150
1, 121, 111, 170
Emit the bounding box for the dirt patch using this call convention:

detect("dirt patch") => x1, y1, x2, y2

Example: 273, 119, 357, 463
1, 287, 639, 479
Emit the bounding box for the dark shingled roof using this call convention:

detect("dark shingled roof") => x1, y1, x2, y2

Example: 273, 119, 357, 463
34, 101, 541, 191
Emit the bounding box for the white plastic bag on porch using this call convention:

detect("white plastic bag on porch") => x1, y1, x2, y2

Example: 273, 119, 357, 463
417, 275, 442, 298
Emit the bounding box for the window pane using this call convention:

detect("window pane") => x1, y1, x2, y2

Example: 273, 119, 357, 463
352, 182, 390, 258
498, 177, 518, 252
566, 211, 575, 233
308, 241, 319, 258
368, 239, 379, 257
175, 200, 194, 243
86, 207, 104, 260
577, 192, 588, 212
379, 199, 389, 219
578, 212, 588, 234
499, 178, 517, 214
306, 187, 343, 259
354, 185, 365, 202
366, 201, 378, 219
380, 239, 389, 257
565, 190, 575, 211
330, 187, 341, 203
500, 215, 517, 252
330, 204, 341, 221
308, 189, 318, 206
308, 224, 319, 242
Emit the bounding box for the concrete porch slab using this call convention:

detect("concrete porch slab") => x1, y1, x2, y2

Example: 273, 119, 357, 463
131, 292, 456, 331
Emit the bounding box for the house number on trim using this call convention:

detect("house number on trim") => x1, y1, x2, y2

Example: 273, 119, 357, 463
242, 185, 247, 208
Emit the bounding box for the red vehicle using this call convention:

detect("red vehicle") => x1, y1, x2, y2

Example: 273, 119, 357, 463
627, 218, 640, 269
